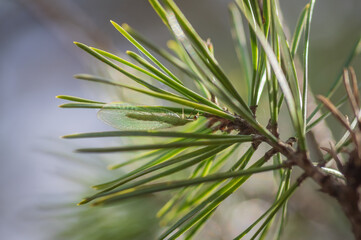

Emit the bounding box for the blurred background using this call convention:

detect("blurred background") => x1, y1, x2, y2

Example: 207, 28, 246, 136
0, 0, 360, 239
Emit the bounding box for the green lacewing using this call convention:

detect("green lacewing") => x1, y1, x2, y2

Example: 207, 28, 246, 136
97, 103, 193, 130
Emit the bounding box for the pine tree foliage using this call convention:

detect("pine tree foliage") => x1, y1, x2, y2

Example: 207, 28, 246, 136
58, 0, 361, 239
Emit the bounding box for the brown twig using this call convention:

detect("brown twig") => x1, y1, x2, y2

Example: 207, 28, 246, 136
343, 69, 360, 120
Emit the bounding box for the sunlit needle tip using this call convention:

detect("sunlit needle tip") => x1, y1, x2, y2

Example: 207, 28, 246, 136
107, 165, 115, 170
77, 199, 90, 205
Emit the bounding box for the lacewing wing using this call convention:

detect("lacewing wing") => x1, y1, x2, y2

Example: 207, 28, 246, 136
97, 103, 193, 130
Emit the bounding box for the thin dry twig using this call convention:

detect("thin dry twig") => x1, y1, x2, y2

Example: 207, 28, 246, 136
349, 67, 360, 110
317, 95, 356, 141
343, 69, 360, 119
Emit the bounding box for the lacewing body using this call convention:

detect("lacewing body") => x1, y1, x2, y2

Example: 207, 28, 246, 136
98, 103, 193, 130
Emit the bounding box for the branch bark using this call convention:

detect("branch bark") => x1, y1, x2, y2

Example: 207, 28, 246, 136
264, 136, 361, 239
